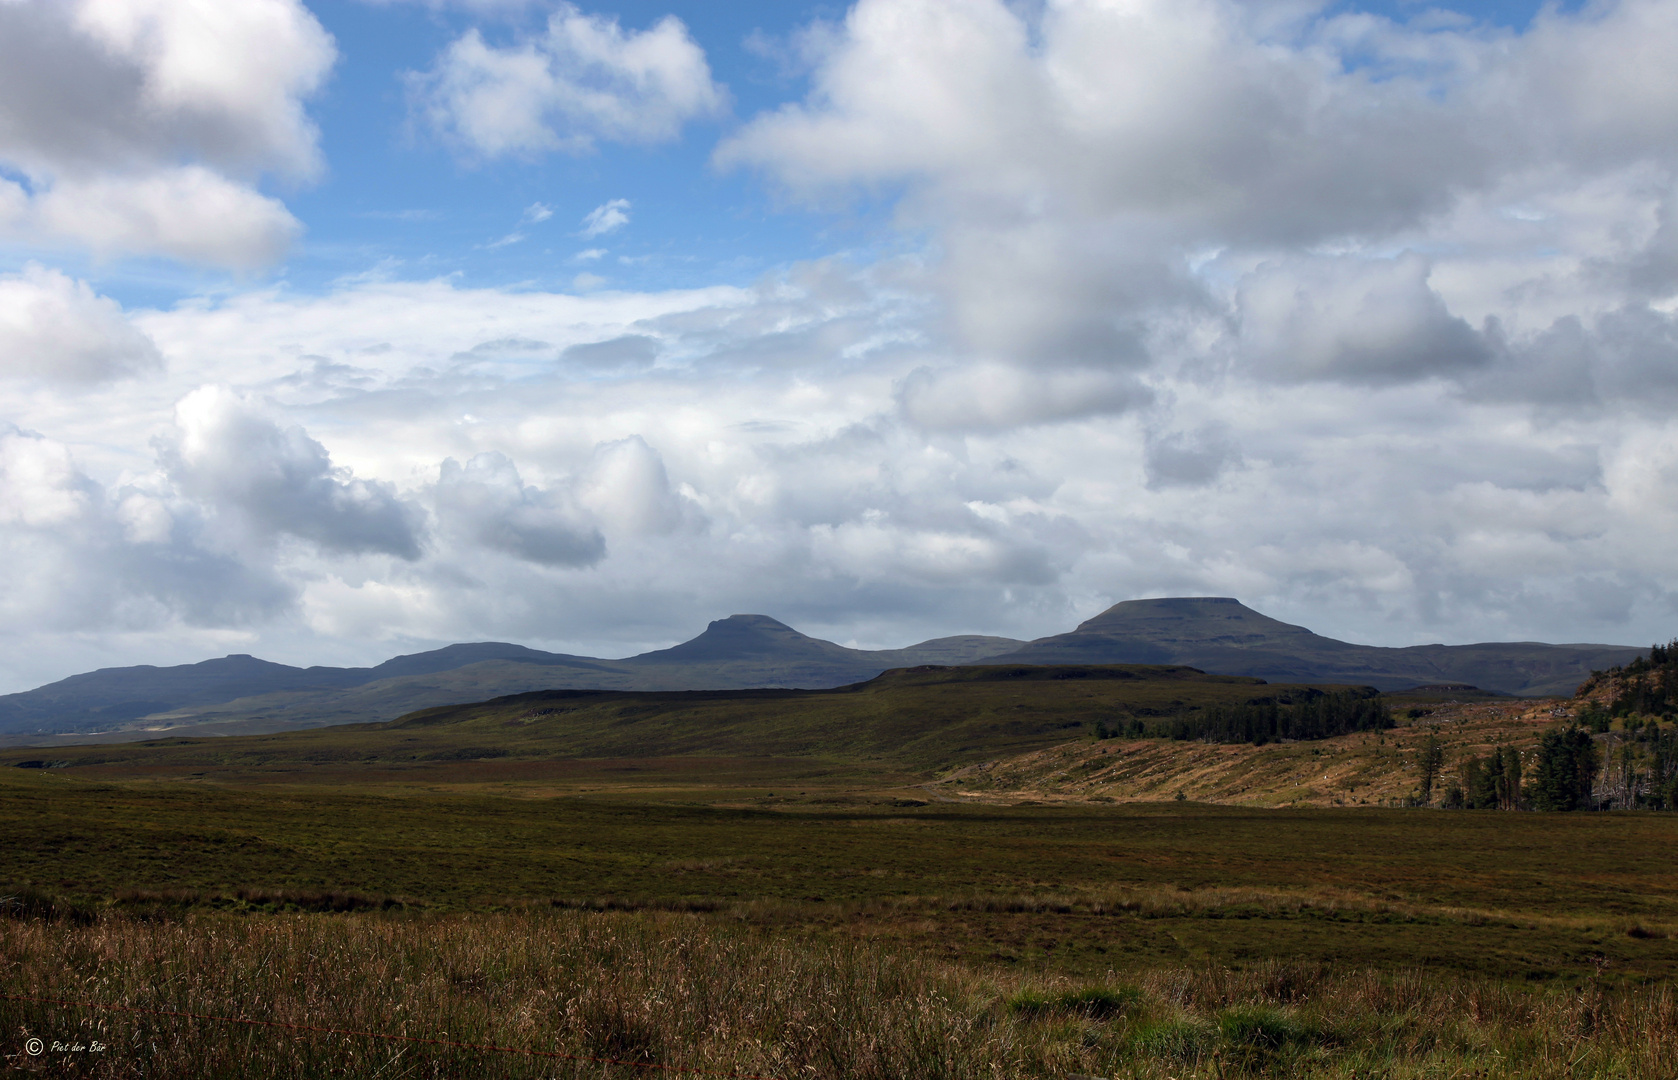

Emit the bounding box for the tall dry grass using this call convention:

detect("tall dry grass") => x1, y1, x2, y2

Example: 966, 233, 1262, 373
1, 908, 1674, 1079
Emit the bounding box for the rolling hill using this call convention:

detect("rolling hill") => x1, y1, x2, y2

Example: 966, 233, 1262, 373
0, 664, 1288, 775
0, 616, 1027, 740
0, 598, 1648, 744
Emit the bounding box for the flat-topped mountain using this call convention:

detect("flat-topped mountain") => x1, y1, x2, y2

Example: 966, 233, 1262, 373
988, 597, 1643, 695
990, 597, 1331, 664
0, 598, 1648, 743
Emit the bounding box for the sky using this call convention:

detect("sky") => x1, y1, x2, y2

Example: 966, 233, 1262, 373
0, 0, 1674, 692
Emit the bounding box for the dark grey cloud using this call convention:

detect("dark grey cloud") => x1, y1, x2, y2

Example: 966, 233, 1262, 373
560, 334, 660, 369
1238, 254, 1492, 385
0, 423, 291, 634
434, 452, 605, 566
897, 363, 1152, 431
1461, 304, 1678, 412
1145, 427, 1241, 490
158, 387, 424, 559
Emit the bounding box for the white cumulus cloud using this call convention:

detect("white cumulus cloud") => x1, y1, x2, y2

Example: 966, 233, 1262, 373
158, 387, 425, 560
434, 451, 604, 566
0, 422, 291, 636
0, 265, 162, 383
1237, 254, 1493, 385
580, 198, 630, 237
413, 3, 726, 157
0, 0, 333, 267
34, 168, 300, 269
10, 1, 1678, 690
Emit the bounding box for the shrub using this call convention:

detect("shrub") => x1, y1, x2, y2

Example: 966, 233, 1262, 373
1008, 985, 1140, 1019
1217, 1004, 1311, 1049
1131, 1017, 1215, 1063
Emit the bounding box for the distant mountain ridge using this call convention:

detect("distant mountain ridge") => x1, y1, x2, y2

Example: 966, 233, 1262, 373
0, 616, 1028, 738
986, 598, 1644, 696
0, 599, 1648, 743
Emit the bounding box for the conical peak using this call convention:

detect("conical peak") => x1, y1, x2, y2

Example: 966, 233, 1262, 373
632, 613, 840, 663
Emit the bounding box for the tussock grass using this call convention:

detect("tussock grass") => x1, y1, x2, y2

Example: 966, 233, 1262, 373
0, 886, 95, 925
1007, 985, 1140, 1019
3, 910, 1678, 1079
2, 910, 1011, 1079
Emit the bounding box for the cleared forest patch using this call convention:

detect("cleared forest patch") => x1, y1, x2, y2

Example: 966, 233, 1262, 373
935, 697, 1580, 806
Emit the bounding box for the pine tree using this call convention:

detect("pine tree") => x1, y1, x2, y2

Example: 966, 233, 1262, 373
1468, 752, 1502, 809
1530, 726, 1599, 811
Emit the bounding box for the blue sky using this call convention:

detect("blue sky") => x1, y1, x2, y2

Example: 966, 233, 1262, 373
73, 0, 892, 308
67, 0, 1579, 305
286, 1, 833, 295
0, 0, 1675, 690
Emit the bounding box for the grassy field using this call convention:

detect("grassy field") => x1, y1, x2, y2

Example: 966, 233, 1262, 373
5, 766, 1678, 983
5, 667, 1677, 1076
5, 909, 1676, 1079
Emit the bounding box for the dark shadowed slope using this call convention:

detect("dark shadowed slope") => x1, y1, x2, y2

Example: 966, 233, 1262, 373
0, 655, 370, 735
361, 642, 625, 679
988, 597, 1643, 696
0, 645, 642, 736
0, 617, 1028, 738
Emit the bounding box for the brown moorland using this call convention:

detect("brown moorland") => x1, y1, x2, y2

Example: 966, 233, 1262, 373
5, 666, 1678, 1077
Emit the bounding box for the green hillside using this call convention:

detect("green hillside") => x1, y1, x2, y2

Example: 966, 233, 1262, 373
389, 664, 1284, 769
4, 664, 1296, 775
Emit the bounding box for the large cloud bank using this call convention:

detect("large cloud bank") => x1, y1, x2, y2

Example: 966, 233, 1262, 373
3, 0, 1678, 690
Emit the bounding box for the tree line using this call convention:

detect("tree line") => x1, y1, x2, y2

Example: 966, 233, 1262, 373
1082, 636, 1678, 809
1514, 642, 1678, 810
1089, 691, 1676, 811
1577, 639, 1678, 718
1094, 688, 1393, 745
1438, 721, 1678, 812
1430, 641, 1678, 811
